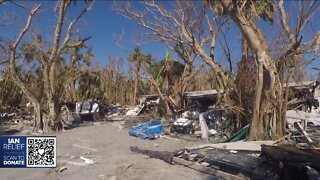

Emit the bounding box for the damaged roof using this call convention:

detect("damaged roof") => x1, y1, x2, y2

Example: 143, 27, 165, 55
285, 80, 317, 88
184, 90, 219, 98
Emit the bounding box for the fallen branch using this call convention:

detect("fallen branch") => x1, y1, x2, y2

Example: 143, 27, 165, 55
130, 146, 173, 164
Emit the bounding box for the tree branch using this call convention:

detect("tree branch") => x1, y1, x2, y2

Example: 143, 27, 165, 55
66, 36, 92, 48
48, 0, 69, 63
58, 0, 95, 55
8, 4, 40, 110
279, 0, 297, 45
11, 5, 40, 50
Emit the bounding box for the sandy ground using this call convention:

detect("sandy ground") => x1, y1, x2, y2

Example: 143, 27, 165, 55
0, 121, 216, 180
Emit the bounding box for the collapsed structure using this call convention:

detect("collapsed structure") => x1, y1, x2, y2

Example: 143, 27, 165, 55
1, 80, 320, 179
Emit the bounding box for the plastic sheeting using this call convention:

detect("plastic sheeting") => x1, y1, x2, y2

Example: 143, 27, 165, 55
128, 120, 163, 140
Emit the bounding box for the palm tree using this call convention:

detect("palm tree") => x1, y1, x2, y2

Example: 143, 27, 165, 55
128, 47, 151, 105
157, 52, 184, 96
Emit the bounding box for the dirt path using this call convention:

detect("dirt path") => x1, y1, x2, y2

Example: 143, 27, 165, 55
0, 122, 215, 180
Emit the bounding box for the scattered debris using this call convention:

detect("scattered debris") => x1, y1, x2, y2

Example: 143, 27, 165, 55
286, 108, 320, 147
80, 156, 95, 165
170, 118, 194, 134
286, 109, 320, 126
72, 144, 98, 152
130, 144, 278, 179
59, 160, 89, 167
184, 90, 218, 112
0, 113, 16, 124
181, 111, 199, 120
55, 166, 68, 173
229, 150, 237, 154
261, 144, 320, 180
105, 106, 125, 118
61, 105, 82, 130
172, 157, 244, 180
125, 105, 144, 116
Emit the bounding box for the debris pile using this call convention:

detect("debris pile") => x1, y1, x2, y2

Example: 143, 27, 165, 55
130, 140, 320, 179
124, 84, 320, 179
0, 105, 35, 135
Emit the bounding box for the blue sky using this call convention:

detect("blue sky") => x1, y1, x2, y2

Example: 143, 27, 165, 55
0, 1, 168, 70
0, 0, 319, 79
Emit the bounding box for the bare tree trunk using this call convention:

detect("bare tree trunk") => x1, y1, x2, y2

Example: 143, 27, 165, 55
128, 67, 134, 105
219, 0, 284, 140
43, 62, 56, 132
69, 47, 79, 102
133, 78, 137, 105
45, 0, 69, 130
33, 102, 42, 131
133, 62, 141, 106
250, 59, 264, 139
48, 0, 68, 95
176, 63, 201, 109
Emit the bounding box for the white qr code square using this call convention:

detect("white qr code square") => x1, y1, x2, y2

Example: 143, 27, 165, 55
26, 137, 56, 167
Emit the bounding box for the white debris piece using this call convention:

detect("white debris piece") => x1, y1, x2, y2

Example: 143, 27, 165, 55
173, 118, 192, 126
182, 111, 200, 119
286, 110, 320, 126
199, 113, 209, 140
76, 101, 99, 114
80, 156, 95, 165
209, 129, 217, 135
126, 107, 141, 116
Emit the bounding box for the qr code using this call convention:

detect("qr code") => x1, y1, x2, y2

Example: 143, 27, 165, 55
26, 137, 56, 167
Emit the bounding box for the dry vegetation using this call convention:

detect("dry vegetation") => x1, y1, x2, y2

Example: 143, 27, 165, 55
0, 0, 320, 140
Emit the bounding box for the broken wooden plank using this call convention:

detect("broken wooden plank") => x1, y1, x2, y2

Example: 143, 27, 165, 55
186, 141, 274, 152
294, 122, 314, 145
261, 144, 320, 179
172, 157, 246, 180
261, 144, 320, 164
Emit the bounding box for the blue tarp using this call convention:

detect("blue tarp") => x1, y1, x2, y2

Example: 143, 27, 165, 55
128, 120, 163, 140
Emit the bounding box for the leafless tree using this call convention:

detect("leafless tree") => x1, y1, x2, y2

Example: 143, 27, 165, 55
116, 0, 320, 140
217, 0, 320, 139
115, 1, 233, 110
6, 0, 94, 132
